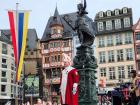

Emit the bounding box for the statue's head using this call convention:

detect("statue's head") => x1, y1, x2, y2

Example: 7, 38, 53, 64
77, 3, 83, 10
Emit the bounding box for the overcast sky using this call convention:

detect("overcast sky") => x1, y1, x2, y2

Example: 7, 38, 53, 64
0, 0, 139, 38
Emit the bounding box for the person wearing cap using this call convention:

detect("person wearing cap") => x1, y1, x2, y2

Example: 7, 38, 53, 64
130, 70, 140, 105
60, 53, 79, 105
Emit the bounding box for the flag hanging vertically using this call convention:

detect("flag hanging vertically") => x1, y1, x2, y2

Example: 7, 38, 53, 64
8, 10, 29, 82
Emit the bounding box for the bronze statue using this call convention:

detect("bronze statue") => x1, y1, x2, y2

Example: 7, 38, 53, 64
63, 0, 95, 46
77, 0, 88, 16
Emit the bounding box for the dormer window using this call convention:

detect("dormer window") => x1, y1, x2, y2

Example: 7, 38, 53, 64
115, 9, 119, 15
123, 7, 128, 14
99, 12, 104, 18
107, 10, 111, 16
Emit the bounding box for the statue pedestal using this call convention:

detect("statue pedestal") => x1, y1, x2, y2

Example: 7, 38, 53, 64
73, 45, 98, 105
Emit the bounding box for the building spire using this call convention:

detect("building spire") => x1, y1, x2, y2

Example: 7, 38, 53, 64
54, 5, 59, 17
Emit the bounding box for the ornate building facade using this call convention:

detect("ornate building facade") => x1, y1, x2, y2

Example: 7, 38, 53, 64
133, 18, 140, 71
94, 7, 136, 90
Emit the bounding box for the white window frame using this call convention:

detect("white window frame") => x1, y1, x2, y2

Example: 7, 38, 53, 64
109, 67, 116, 80
127, 65, 134, 78
107, 10, 111, 16
118, 66, 125, 79
108, 50, 114, 62
99, 37, 105, 47
126, 48, 133, 60
98, 22, 104, 31
107, 36, 113, 46
99, 51, 106, 63
115, 19, 121, 29
106, 20, 112, 30
115, 9, 119, 15
123, 7, 128, 14
117, 49, 124, 61
125, 33, 132, 44
116, 34, 122, 45
100, 68, 106, 77
124, 17, 130, 27
99, 11, 104, 17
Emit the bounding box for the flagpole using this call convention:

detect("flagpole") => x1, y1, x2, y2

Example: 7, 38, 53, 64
16, 3, 19, 105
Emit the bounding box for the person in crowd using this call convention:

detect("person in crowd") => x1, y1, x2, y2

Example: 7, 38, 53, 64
60, 53, 79, 105
130, 70, 140, 105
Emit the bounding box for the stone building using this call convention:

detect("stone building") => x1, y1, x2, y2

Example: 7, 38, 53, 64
94, 7, 136, 90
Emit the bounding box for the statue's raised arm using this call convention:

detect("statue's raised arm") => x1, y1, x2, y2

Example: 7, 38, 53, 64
83, 0, 87, 10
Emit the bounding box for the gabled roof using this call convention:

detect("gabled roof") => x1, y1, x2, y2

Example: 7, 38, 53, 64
133, 18, 140, 30
41, 12, 96, 42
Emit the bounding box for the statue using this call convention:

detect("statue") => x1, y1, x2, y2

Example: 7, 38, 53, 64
63, 0, 95, 46
63, 1, 98, 105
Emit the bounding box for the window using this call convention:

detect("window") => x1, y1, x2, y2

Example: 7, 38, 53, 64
108, 50, 114, 62
52, 29, 57, 34
49, 43, 53, 48
2, 58, 7, 68
63, 41, 69, 47
2, 43, 7, 54
99, 51, 106, 63
57, 42, 60, 47
115, 9, 119, 15
116, 34, 122, 45
1, 85, 6, 92
125, 33, 132, 44
51, 56, 55, 62
127, 65, 134, 78
115, 19, 121, 29
11, 48, 14, 57
30, 52, 33, 55
137, 46, 140, 54
126, 48, 133, 60
45, 57, 49, 63
99, 12, 104, 17
97, 22, 104, 31
123, 7, 128, 14
1, 71, 6, 77
54, 42, 57, 48
107, 36, 113, 46
117, 49, 123, 61
106, 21, 112, 30
98, 37, 105, 47
107, 11, 111, 16
58, 55, 60, 62
2, 58, 6, 63
25, 52, 28, 55
44, 43, 49, 49
109, 67, 116, 80
11, 60, 15, 71
124, 17, 130, 27
135, 32, 140, 40
118, 66, 125, 79
54, 56, 57, 62
100, 68, 106, 77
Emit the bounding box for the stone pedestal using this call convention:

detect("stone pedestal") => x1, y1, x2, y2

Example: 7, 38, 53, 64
73, 45, 98, 105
